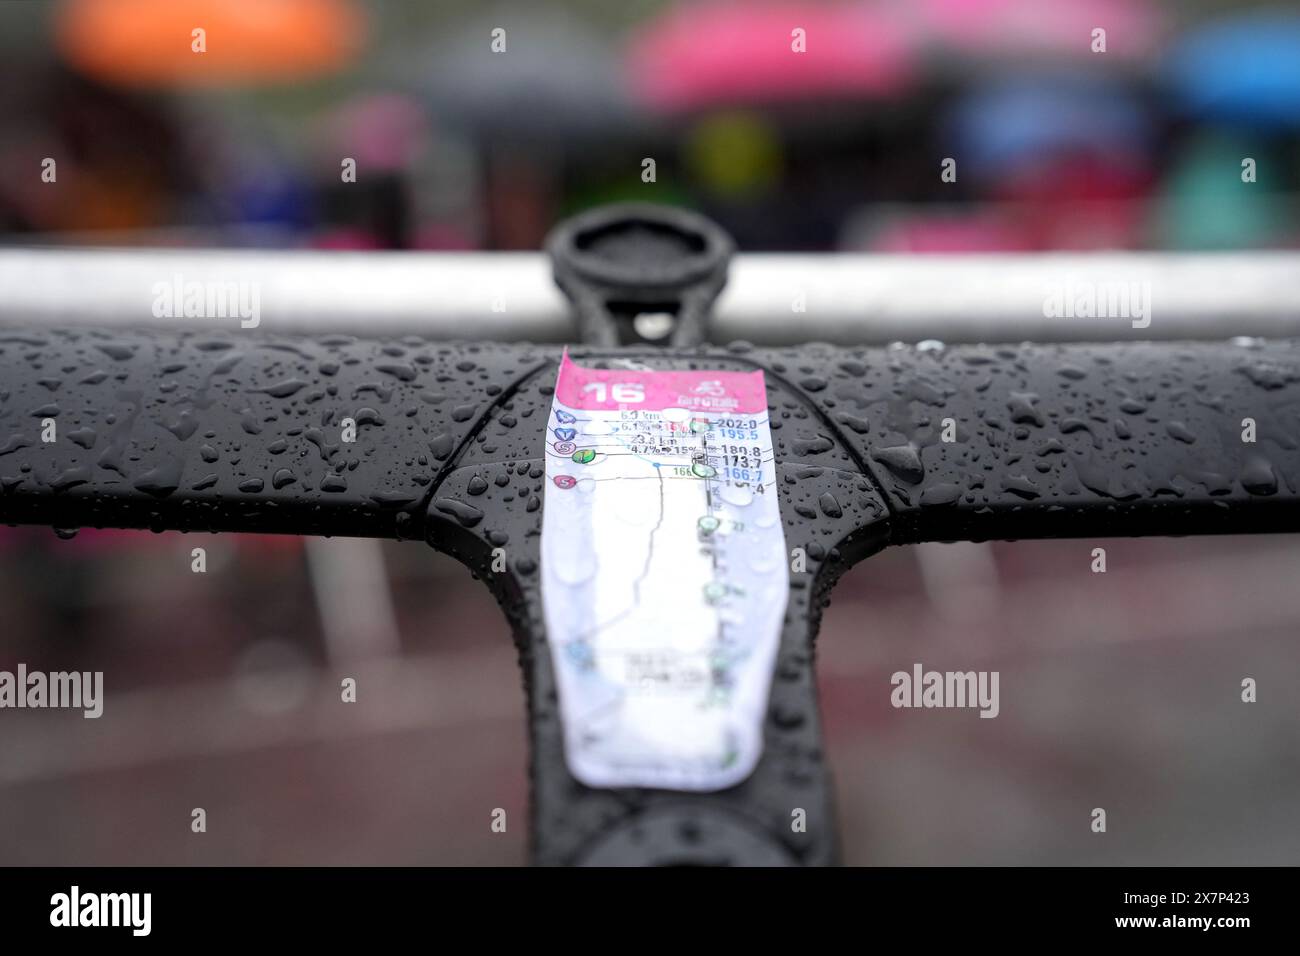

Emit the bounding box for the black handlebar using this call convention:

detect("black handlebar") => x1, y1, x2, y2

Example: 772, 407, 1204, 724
3, 327, 1298, 863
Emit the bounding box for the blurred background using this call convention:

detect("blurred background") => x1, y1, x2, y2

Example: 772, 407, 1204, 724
1, 0, 1298, 864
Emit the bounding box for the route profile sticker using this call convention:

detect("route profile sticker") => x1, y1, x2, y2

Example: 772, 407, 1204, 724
541, 353, 789, 791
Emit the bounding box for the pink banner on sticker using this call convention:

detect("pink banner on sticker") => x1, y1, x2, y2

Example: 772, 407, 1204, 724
554, 352, 768, 414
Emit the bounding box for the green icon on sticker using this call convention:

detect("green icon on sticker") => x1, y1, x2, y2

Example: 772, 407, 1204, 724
698, 515, 721, 535
690, 418, 709, 434
691, 462, 716, 479
572, 448, 596, 464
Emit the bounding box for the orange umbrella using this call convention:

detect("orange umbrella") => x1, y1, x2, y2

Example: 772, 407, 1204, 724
56, 0, 364, 87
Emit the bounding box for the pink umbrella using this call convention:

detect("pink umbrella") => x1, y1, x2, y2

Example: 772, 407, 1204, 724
893, 0, 1164, 64
320, 93, 428, 175
627, 1, 915, 112
862, 212, 1036, 252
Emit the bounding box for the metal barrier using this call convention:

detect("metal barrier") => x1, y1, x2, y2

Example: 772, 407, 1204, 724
3, 247, 1298, 343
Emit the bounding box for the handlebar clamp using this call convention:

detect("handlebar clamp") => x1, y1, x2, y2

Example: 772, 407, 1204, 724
546, 203, 734, 347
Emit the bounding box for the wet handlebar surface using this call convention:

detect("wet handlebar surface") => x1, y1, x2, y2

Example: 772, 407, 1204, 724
2, 329, 1298, 863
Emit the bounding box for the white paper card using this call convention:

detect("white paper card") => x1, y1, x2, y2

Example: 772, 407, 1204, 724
541, 354, 789, 791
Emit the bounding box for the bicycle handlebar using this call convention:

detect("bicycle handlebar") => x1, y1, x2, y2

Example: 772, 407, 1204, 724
3, 327, 1297, 863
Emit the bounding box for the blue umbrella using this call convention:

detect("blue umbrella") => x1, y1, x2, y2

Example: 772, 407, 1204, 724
1165, 12, 1300, 129
944, 74, 1150, 181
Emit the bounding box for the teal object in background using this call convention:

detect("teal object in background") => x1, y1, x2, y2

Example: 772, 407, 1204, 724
1151, 135, 1284, 250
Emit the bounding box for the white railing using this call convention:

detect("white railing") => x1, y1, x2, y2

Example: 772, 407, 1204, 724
2, 247, 1297, 343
